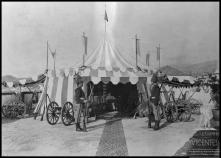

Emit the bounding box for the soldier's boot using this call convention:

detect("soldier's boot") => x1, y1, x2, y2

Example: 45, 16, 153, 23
83, 122, 87, 132
148, 114, 152, 128
157, 120, 160, 130
33, 113, 37, 120
154, 120, 160, 130
76, 123, 83, 131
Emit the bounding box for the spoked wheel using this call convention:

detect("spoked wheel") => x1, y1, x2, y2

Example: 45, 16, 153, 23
61, 102, 75, 126
18, 104, 25, 117
165, 102, 178, 122
159, 104, 166, 119
46, 101, 60, 125
179, 105, 192, 122
12, 107, 19, 118
2, 105, 8, 118
7, 106, 13, 118
7, 105, 20, 119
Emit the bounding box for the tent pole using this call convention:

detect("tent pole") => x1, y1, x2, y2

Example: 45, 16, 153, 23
83, 54, 85, 66
83, 32, 86, 66
159, 44, 160, 70
41, 40, 48, 121
157, 43, 161, 70
54, 49, 56, 72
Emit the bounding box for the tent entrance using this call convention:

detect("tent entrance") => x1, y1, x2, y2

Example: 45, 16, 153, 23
87, 81, 139, 115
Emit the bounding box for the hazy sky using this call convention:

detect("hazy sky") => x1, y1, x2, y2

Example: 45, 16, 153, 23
2, 2, 219, 77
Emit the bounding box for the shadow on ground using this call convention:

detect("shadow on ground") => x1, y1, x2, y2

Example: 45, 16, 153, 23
87, 117, 121, 132
2, 117, 20, 125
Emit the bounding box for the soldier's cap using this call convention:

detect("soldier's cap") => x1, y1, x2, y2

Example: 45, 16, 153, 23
74, 74, 83, 85
77, 79, 83, 85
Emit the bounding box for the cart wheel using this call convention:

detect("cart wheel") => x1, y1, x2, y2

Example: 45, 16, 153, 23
18, 104, 25, 117
12, 107, 19, 118
46, 101, 60, 125
180, 106, 192, 122
160, 105, 166, 119
165, 102, 178, 122
2, 105, 8, 118
61, 102, 75, 126
165, 103, 173, 122
7, 105, 13, 119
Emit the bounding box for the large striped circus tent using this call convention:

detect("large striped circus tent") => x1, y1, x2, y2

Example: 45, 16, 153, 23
34, 37, 153, 118
78, 38, 149, 85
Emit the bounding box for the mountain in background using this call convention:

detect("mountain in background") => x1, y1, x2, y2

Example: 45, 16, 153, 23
2, 60, 218, 82
2, 75, 18, 82
2, 75, 32, 82
160, 65, 186, 76
173, 60, 218, 75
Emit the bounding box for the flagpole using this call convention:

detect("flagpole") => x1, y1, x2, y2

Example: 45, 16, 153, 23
104, 2, 106, 39
156, 44, 161, 70
159, 44, 160, 70
41, 40, 48, 121
54, 49, 56, 71
83, 54, 85, 66
105, 19, 106, 35
146, 52, 150, 67
83, 32, 85, 66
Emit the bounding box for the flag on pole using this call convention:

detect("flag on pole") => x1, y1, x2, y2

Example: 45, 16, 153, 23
146, 53, 150, 66
157, 47, 160, 61
51, 52, 56, 59
136, 39, 140, 56
82, 33, 87, 55
104, 10, 108, 22
49, 44, 56, 59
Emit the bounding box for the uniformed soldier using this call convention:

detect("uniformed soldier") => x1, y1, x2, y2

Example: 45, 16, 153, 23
75, 77, 88, 132
149, 72, 161, 130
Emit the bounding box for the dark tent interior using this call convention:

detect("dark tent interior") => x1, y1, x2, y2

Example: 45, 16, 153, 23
87, 81, 139, 116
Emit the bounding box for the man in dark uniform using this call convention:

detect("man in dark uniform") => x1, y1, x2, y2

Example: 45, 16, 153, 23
149, 72, 161, 130
75, 77, 88, 132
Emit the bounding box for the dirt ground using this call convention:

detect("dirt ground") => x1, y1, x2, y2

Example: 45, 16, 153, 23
123, 115, 204, 156
1, 112, 216, 156
2, 116, 105, 156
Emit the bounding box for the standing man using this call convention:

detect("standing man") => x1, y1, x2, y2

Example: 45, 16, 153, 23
75, 76, 88, 132
149, 71, 161, 130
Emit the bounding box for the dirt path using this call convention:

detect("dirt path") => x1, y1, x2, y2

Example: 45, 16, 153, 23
96, 112, 128, 156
